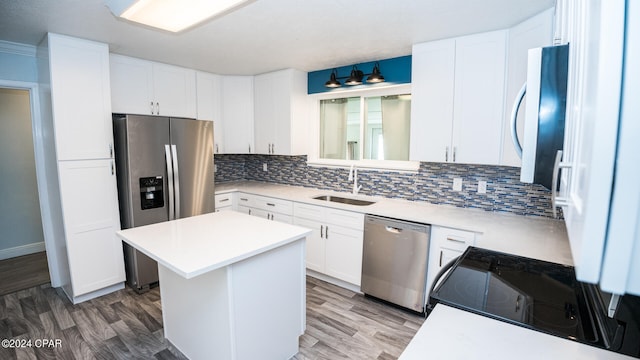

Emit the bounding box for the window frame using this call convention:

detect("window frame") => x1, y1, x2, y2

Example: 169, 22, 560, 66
308, 84, 420, 171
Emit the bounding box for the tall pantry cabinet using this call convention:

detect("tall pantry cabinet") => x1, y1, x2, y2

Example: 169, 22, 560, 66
38, 33, 125, 304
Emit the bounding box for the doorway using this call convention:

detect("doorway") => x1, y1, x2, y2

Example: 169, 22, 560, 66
0, 86, 50, 294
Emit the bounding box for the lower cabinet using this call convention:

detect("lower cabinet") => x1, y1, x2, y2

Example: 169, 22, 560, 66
293, 202, 364, 286
57, 159, 125, 300
426, 225, 476, 293
214, 192, 234, 212
236, 193, 293, 223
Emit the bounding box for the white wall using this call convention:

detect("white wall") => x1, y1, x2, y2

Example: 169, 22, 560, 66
0, 41, 38, 83
501, 8, 554, 167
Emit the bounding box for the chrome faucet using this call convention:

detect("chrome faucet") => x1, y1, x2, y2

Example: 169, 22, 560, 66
348, 165, 362, 195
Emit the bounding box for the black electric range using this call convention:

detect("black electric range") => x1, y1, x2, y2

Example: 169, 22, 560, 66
427, 247, 640, 358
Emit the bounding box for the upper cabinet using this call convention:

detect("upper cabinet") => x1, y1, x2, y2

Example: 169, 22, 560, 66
47, 34, 114, 161
110, 54, 196, 118
558, 0, 640, 296
196, 71, 224, 153
220, 75, 254, 154
410, 30, 507, 165
254, 69, 309, 155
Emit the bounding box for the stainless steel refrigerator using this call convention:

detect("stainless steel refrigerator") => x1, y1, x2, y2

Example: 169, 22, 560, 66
112, 114, 215, 293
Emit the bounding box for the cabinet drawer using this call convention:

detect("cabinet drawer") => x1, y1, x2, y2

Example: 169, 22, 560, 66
252, 195, 293, 215
236, 193, 255, 207
325, 208, 364, 231
434, 226, 476, 252
293, 202, 324, 221
215, 193, 233, 208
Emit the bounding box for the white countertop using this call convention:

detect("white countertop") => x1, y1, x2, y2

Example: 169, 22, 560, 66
400, 304, 636, 360
116, 211, 311, 279
215, 181, 573, 265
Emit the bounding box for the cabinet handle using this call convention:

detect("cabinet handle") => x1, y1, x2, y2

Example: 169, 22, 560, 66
320, 225, 324, 238
215, 144, 219, 153
453, 147, 457, 162
266, 203, 276, 207
150, 101, 154, 114
248, 144, 251, 153
446, 236, 466, 244
219, 198, 230, 203
156, 102, 160, 115
111, 161, 115, 175
325, 226, 328, 239
240, 198, 248, 202
248, 209, 251, 215
445, 146, 449, 162
439, 250, 443, 267
515, 295, 522, 312
109, 143, 113, 158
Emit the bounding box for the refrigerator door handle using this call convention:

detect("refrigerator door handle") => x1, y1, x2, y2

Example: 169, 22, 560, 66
171, 144, 181, 219
164, 144, 175, 220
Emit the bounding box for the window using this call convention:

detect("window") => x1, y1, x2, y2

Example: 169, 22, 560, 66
318, 89, 412, 163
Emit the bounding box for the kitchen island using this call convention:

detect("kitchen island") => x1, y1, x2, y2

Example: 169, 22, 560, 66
116, 211, 311, 360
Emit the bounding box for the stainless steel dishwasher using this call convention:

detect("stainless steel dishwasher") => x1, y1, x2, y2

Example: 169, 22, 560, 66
361, 214, 430, 313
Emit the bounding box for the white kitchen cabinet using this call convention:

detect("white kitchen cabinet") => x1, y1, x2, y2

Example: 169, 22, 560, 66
254, 69, 308, 155
426, 226, 476, 293
558, 0, 640, 296
57, 159, 125, 298
110, 54, 196, 118
410, 30, 507, 165
39, 33, 125, 303
235, 193, 292, 223
47, 34, 114, 161
293, 202, 364, 286
221, 76, 254, 154
214, 192, 233, 212
196, 71, 224, 153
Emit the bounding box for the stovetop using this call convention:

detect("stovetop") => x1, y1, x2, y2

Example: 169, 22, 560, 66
429, 247, 598, 345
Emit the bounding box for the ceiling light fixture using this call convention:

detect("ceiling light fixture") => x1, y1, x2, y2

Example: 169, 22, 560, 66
324, 62, 385, 88
104, 0, 253, 33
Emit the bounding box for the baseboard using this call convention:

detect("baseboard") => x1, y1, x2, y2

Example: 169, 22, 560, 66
0, 242, 46, 261
306, 270, 362, 294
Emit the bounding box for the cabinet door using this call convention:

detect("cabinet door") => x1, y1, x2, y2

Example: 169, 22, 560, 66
410, 39, 456, 162
196, 71, 224, 153
153, 63, 196, 118
452, 30, 507, 165
324, 225, 364, 286
293, 217, 325, 273
58, 159, 125, 296
254, 72, 277, 154
221, 76, 254, 154
109, 54, 154, 115
48, 34, 114, 160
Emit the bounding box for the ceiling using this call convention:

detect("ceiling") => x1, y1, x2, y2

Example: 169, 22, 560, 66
0, 0, 555, 75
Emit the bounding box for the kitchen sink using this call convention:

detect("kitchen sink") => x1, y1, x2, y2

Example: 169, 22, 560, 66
312, 195, 375, 206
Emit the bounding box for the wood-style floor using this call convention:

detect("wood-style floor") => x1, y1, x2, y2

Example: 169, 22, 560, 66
0, 276, 424, 359
0, 252, 50, 296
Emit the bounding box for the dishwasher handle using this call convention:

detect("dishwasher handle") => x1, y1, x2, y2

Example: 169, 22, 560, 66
385, 226, 402, 234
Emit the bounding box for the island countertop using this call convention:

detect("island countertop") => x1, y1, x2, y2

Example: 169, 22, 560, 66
116, 211, 312, 279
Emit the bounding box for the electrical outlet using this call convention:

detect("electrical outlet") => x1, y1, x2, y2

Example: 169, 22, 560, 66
478, 180, 487, 194
263, 163, 268, 172
453, 178, 463, 191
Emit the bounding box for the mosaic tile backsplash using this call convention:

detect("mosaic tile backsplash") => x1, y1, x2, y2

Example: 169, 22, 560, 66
214, 154, 559, 219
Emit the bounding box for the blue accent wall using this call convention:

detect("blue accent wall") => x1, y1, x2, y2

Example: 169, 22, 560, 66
308, 55, 412, 94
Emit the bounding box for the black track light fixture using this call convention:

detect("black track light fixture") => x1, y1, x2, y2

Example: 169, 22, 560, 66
324, 62, 385, 88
